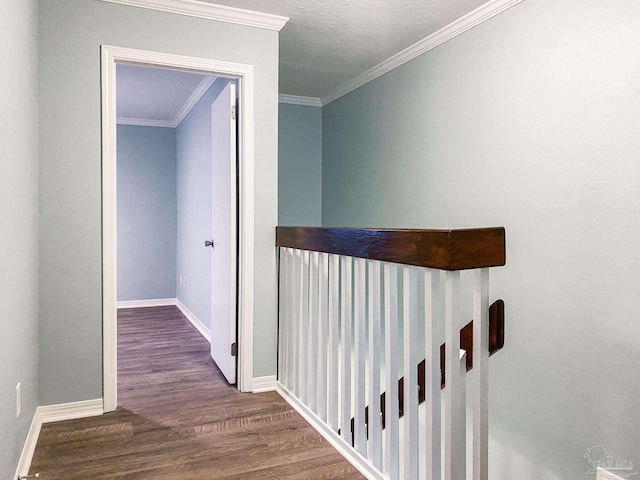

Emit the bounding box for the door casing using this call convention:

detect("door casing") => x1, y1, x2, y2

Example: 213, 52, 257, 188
101, 45, 255, 412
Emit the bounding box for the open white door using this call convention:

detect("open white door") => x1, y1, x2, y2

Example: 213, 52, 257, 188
209, 82, 237, 384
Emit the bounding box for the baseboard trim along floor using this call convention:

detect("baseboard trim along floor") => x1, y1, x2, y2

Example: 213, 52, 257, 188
15, 398, 103, 479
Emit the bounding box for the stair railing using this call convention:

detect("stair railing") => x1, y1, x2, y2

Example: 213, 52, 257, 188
276, 226, 506, 480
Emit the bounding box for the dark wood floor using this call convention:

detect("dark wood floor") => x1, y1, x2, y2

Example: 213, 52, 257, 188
29, 305, 363, 479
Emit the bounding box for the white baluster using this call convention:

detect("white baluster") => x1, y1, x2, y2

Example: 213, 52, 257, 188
473, 268, 490, 480
403, 266, 419, 479
298, 250, 310, 403
340, 256, 353, 445
424, 268, 442, 480
292, 249, 301, 395
327, 254, 340, 431
367, 260, 383, 469
317, 252, 329, 421
353, 258, 367, 455
308, 251, 319, 411
444, 270, 466, 480
278, 248, 286, 385
384, 263, 400, 480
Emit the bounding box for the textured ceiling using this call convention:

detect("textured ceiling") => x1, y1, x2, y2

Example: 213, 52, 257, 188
200, 0, 489, 98
116, 64, 213, 121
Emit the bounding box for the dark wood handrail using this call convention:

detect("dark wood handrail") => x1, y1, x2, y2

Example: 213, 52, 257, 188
276, 226, 506, 271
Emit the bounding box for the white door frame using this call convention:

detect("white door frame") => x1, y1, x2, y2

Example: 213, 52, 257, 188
101, 45, 255, 412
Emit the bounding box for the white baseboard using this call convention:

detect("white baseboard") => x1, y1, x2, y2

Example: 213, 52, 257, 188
252, 375, 277, 393
117, 298, 177, 309
14, 398, 103, 479
276, 383, 385, 480
14, 408, 42, 480
38, 398, 104, 424
176, 298, 211, 343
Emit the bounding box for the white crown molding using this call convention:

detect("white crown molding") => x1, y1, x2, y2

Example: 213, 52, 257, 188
176, 298, 212, 343
116, 116, 176, 127
118, 76, 216, 128
117, 298, 177, 308
278, 94, 322, 108
99, 0, 288, 31
321, 0, 524, 106
14, 399, 103, 479
173, 76, 216, 126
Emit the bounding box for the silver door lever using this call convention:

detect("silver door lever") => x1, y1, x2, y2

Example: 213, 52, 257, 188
204, 240, 214, 248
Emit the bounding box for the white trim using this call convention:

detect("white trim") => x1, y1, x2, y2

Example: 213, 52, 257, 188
14, 399, 104, 479
321, 0, 524, 105
117, 76, 216, 128
14, 409, 42, 480
176, 298, 212, 343
252, 375, 277, 393
98, 0, 288, 31
39, 399, 104, 424
597, 468, 628, 480
116, 117, 176, 127
276, 383, 385, 480
278, 94, 322, 108
102, 45, 256, 412
117, 298, 177, 308
173, 76, 216, 126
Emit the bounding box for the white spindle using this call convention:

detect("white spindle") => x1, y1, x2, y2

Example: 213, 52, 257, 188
307, 251, 319, 410
327, 254, 340, 431
444, 270, 466, 480
384, 263, 400, 480
424, 268, 442, 480
402, 266, 419, 479
367, 260, 383, 469
291, 249, 301, 395
277, 250, 498, 480
317, 252, 329, 421
284, 249, 294, 390
298, 250, 310, 402
340, 256, 353, 445
353, 258, 367, 454
473, 268, 490, 480
278, 249, 286, 385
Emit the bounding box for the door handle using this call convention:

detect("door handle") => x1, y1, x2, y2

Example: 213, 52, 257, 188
204, 240, 214, 248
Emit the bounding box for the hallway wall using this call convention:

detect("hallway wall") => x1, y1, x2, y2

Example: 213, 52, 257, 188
117, 125, 177, 302
278, 103, 322, 226
0, 0, 40, 476
322, 0, 640, 477
176, 78, 231, 329
38, 0, 280, 405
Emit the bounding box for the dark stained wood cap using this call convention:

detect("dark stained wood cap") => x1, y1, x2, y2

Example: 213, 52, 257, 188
275, 226, 505, 271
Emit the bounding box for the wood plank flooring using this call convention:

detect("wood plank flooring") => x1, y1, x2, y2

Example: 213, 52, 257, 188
29, 306, 364, 479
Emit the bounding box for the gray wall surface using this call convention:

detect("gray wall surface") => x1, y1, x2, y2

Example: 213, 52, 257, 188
38, 0, 280, 404
322, 1, 640, 478
278, 103, 322, 226
117, 125, 177, 302
176, 78, 230, 329
0, 0, 40, 476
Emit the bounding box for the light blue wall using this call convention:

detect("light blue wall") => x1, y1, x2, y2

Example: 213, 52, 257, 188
176, 78, 230, 329
278, 103, 322, 226
117, 125, 177, 302
38, 0, 279, 404
322, 1, 640, 478
0, 0, 39, 476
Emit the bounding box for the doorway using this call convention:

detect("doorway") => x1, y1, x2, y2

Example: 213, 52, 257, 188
101, 45, 256, 412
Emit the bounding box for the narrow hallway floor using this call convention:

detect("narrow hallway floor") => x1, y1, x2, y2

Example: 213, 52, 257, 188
29, 305, 364, 479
